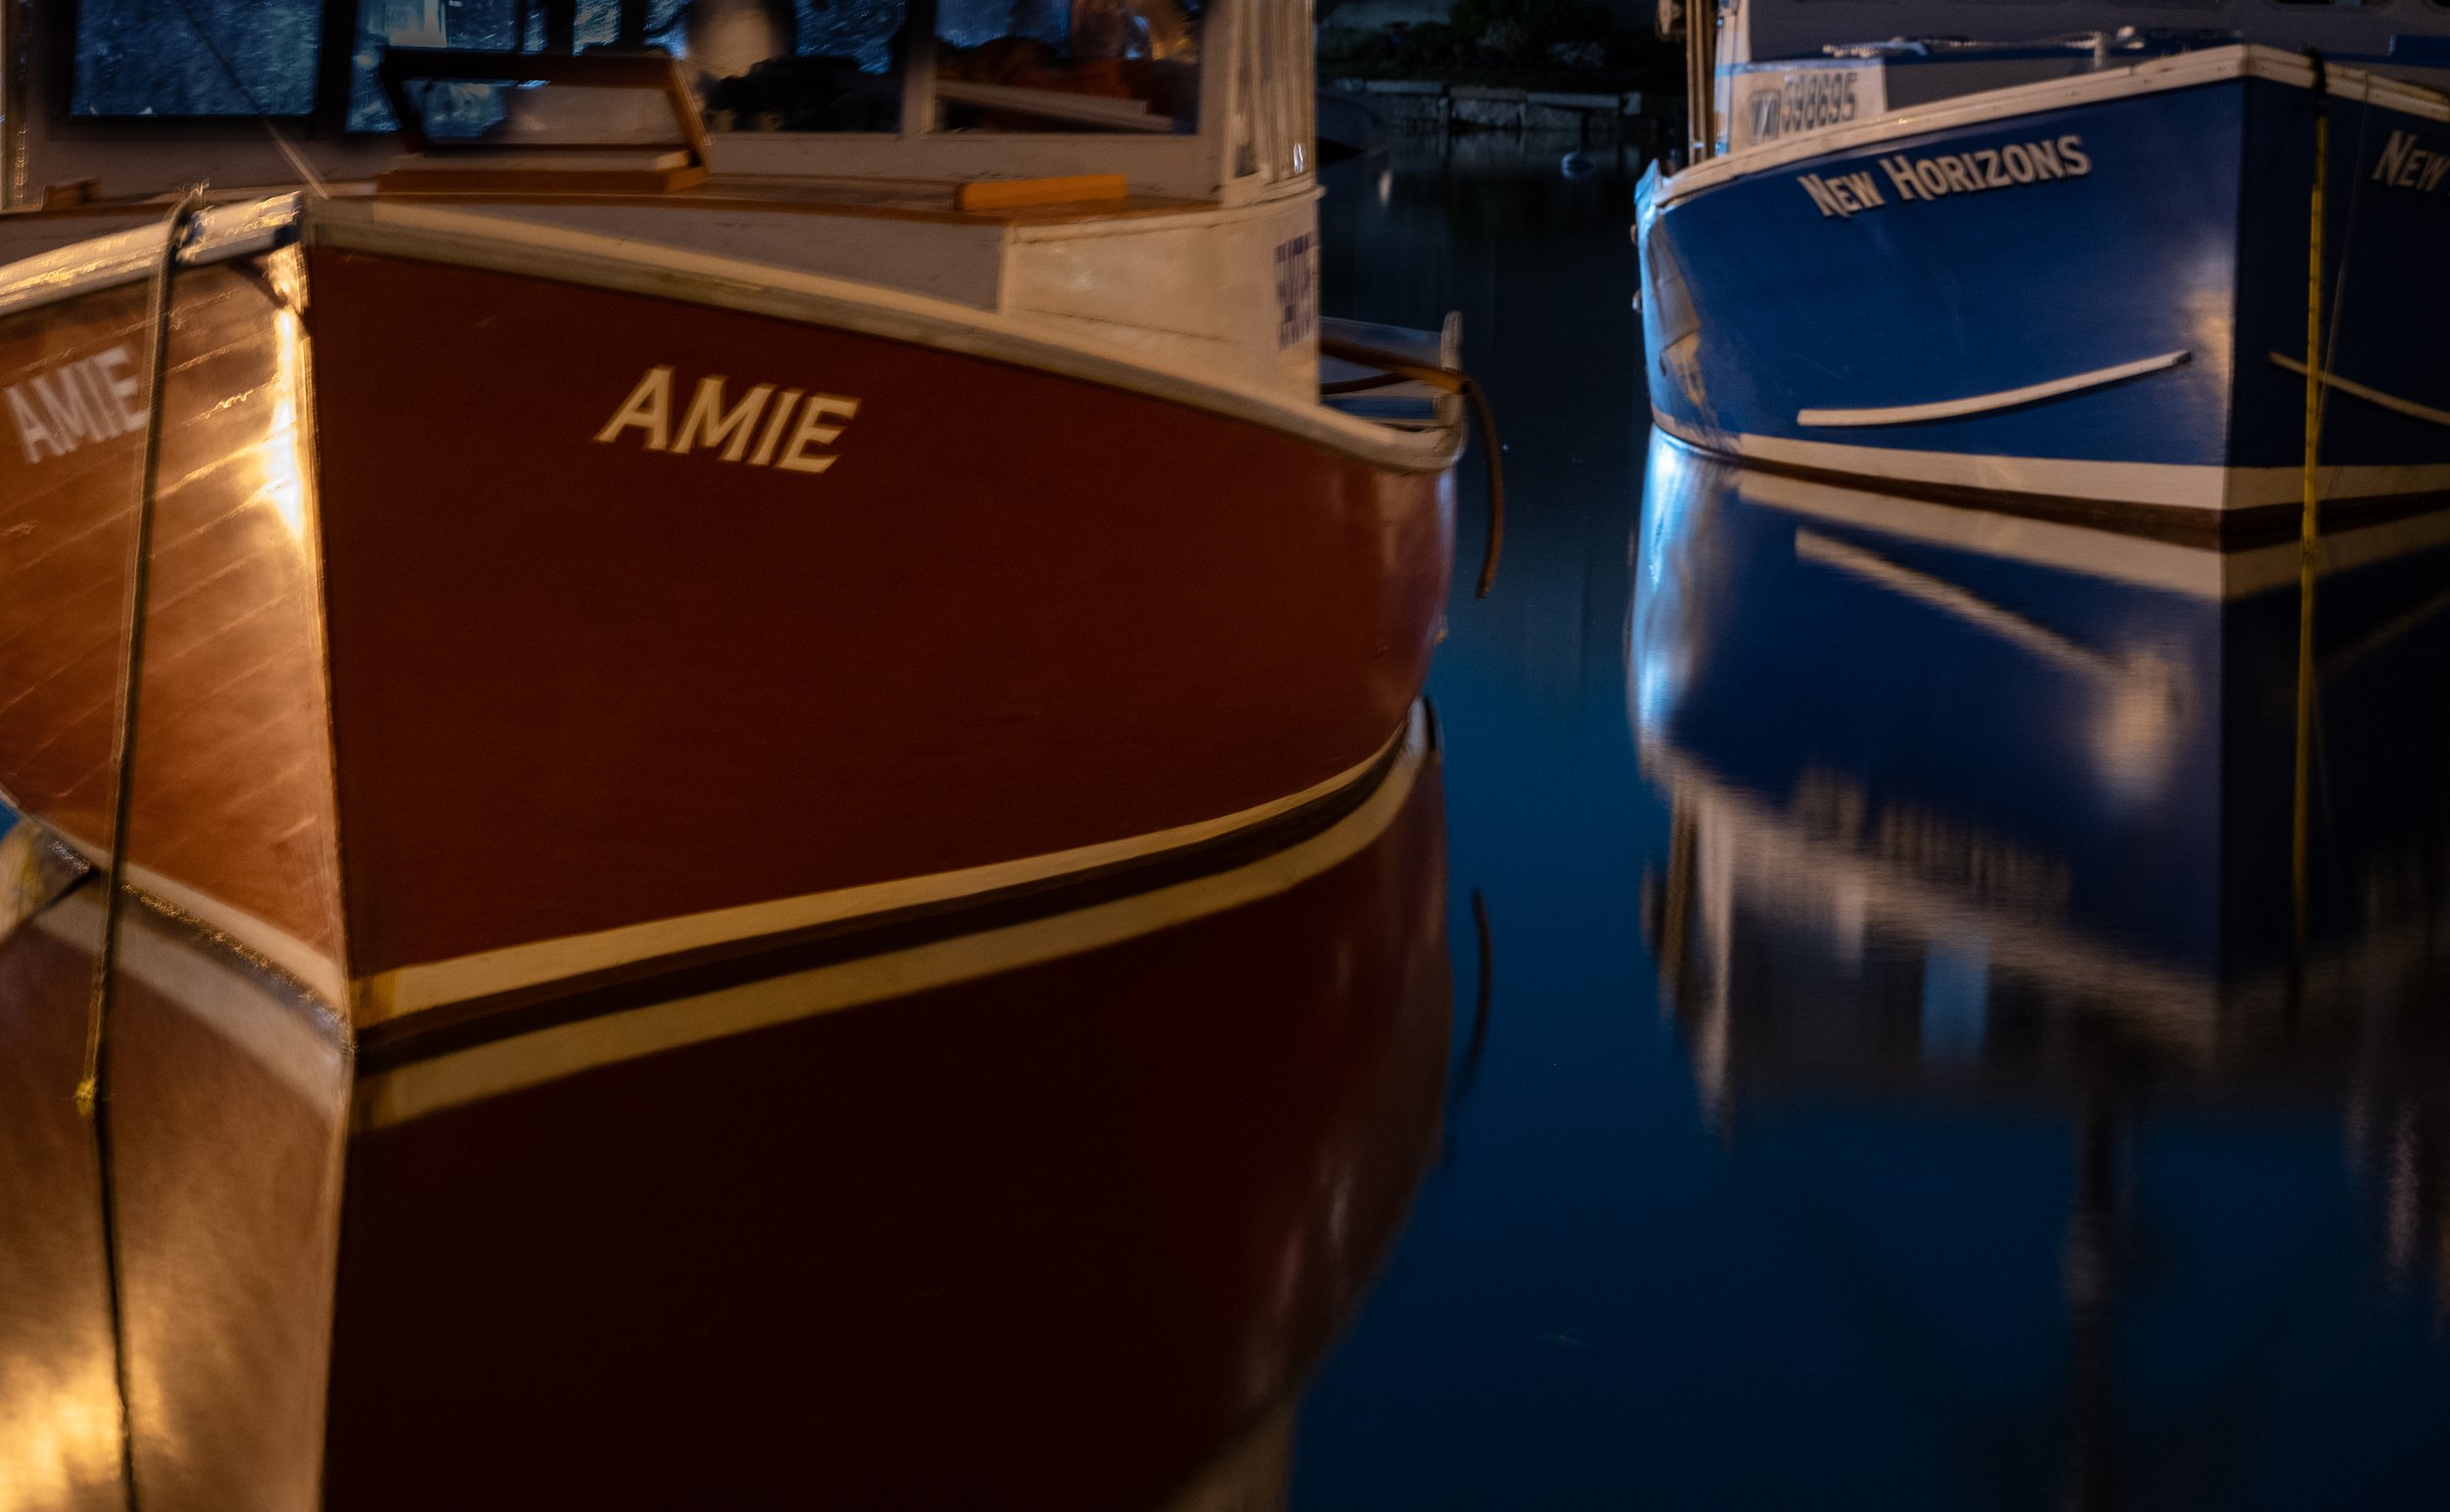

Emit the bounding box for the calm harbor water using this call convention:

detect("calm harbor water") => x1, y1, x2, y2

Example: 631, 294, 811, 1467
1295, 134, 2450, 1510
6, 135, 2450, 1512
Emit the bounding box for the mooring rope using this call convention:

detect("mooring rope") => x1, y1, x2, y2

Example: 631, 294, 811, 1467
2289, 54, 2328, 959
162, 0, 328, 198
2290, 53, 2328, 958
76, 186, 206, 1512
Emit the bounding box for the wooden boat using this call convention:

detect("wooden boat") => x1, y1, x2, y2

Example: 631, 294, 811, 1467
0, 0, 1471, 1032
0, 701, 1446, 1510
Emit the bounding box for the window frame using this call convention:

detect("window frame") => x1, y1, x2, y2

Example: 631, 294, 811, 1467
50, 0, 359, 134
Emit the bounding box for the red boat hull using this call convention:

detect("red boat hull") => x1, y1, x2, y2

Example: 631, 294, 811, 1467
0, 712, 1447, 1512
325, 746, 1448, 1511
0, 229, 1453, 1018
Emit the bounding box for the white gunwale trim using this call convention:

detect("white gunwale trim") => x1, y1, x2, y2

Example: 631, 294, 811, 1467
1651, 411, 2450, 511
356, 710, 1422, 1025
35, 823, 348, 1004
2270, 353, 2450, 429
33, 889, 346, 1106
353, 708, 1432, 1128
302, 197, 1461, 474
0, 194, 302, 322
1654, 45, 2450, 214
1797, 350, 2189, 429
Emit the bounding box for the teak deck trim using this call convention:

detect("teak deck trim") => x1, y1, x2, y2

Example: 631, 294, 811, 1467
955, 171, 1131, 211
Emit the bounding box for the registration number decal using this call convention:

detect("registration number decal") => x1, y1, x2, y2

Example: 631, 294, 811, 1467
1274, 233, 1318, 350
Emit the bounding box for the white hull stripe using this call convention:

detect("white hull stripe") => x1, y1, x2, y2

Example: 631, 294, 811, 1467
34, 822, 348, 1003
1796, 351, 2189, 429
356, 711, 1420, 1024
1733, 459, 2450, 598
33, 891, 346, 1106
2270, 353, 2450, 429
1652, 410, 2450, 511
353, 710, 1432, 1129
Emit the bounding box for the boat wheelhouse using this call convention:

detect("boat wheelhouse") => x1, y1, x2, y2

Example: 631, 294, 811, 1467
0, 0, 1469, 1033
1639, 0, 2450, 535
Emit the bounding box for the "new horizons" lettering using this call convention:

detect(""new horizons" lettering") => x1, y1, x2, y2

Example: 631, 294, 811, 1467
1796, 133, 2093, 219
2371, 129, 2450, 195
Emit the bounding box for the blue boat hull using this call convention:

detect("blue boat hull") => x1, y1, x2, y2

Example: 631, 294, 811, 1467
1638, 53, 2450, 532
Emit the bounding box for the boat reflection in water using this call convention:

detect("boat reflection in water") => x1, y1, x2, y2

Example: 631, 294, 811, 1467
0, 838, 347, 1512
1633, 429, 2450, 1503
0, 717, 1448, 1511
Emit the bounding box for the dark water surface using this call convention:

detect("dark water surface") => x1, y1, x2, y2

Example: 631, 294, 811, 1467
1297, 135, 2450, 1510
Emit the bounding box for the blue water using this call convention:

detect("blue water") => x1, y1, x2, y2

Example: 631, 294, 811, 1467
1298, 134, 2450, 1511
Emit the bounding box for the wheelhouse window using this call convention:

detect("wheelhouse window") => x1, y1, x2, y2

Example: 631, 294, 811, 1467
349, 0, 685, 128
350, 0, 906, 132
72, 0, 321, 116
379, 47, 702, 143
67, 0, 1221, 139
931, 0, 1201, 133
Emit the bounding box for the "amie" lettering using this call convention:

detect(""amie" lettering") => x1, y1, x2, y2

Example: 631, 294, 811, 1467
7, 345, 147, 463
594, 366, 860, 474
